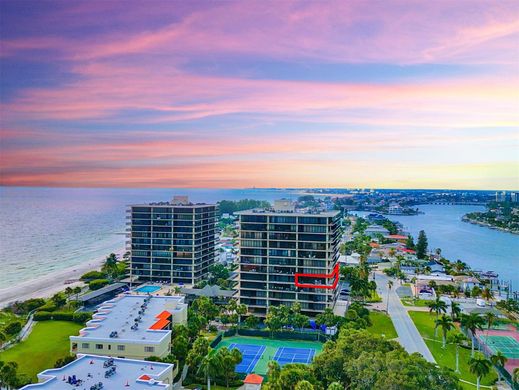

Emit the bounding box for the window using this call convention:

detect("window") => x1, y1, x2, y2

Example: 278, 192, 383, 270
81, 343, 90, 349
117, 345, 125, 351
95, 344, 103, 350
144, 346, 155, 353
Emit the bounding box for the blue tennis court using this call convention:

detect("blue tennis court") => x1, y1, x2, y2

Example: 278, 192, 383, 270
273, 347, 316, 366
228, 343, 266, 373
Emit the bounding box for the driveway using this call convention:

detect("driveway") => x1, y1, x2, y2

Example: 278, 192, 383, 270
375, 272, 436, 363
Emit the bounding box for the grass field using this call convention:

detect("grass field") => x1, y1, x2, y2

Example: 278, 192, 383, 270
409, 311, 497, 388
0, 320, 83, 381
367, 311, 398, 339
215, 335, 323, 375
401, 298, 431, 307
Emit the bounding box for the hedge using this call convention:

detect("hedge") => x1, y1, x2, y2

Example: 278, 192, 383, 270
88, 279, 110, 291
33, 311, 92, 324
221, 328, 322, 341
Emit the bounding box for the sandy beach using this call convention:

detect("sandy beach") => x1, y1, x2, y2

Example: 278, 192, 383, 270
0, 249, 125, 308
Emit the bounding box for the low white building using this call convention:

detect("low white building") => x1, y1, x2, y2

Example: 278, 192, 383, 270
70, 294, 187, 359
21, 354, 175, 389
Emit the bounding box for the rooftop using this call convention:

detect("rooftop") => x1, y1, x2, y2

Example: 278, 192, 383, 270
71, 294, 187, 344
235, 208, 339, 217
21, 354, 172, 390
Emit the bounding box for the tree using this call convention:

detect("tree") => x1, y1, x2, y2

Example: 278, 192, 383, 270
435, 315, 454, 348
51, 292, 66, 307
0, 361, 19, 390
490, 351, 508, 382
448, 333, 467, 373
461, 313, 485, 357
217, 347, 242, 389
468, 353, 491, 390
186, 336, 210, 371
327, 383, 343, 390
102, 253, 119, 280
171, 334, 189, 361
427, 297, 447, 337
0, 331, 6, 344
73, 286, 82, 302
208, 264, 230, 286
199, 351, 221, 390
265, 305, 288, 336
245, 315, 259, 329
295, 380, 314, 390
4, 321, 22, 336
450, 302, 461, 321
386, 280, 393, 313
481, 288, 493, 302
191, 297, 220, 322
484, 312, 497, 336
416, 230, 428, 259
471, 286, 482, 298
405, 235, 415, 250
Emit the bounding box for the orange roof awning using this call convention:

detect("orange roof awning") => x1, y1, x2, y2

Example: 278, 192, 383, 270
149, 318, 170, 330
139, 374, 152, 380
155, 310, 172, 319
244, 374, 264, 384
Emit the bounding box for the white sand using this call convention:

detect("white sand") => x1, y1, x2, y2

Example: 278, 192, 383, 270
0, 249, 125, 308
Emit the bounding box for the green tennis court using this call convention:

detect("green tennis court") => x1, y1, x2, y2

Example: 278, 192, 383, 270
479, 335, 519, 359
215, 336, 323, 375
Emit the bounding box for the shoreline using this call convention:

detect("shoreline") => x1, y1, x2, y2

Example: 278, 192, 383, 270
0, 248, 125, 308
462, 216, 519, 235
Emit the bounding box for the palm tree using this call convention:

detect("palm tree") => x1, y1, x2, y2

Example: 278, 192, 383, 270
469, 353, 491, 390
428, 297, 447, 337
199, 352, 222, 390
454, 260, 467, 274
448, 333, 467, 373
435, 315, 454, 348
481, 288, 493, 303
484, 312, 497, 336
450, 302, 461, 321
73, 286, 82, 302
490, 351, 508, 382
513, 367, 519, 384
386, 280, 393, 313
461, 313, 485, 357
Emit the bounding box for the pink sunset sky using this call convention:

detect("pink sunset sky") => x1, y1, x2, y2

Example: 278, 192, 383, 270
0, 0, 518, 189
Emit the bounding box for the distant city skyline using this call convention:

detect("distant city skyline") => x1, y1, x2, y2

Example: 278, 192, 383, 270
1, 0, 518, 189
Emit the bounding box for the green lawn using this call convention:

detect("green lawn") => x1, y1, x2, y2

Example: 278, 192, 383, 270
367, 311, 398, 339
0, 320, 82, 381
401, 298, 430, 307
408, 311, 497, 388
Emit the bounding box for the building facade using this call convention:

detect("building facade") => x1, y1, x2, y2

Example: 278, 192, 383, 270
237, 200, 341, 317
128, 196, 216, 285
70, 294, 187, 359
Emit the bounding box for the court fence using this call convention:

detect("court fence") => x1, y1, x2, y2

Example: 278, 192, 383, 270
464, 329, 519, 390
221, 327, 325, 341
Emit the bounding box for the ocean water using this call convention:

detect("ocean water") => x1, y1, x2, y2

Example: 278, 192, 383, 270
0, 187, 518, 290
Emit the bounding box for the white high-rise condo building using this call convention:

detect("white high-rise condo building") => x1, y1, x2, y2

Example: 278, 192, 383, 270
237, 200, 341, 317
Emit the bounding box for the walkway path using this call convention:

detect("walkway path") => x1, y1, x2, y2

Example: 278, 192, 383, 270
374, 272, 436, 363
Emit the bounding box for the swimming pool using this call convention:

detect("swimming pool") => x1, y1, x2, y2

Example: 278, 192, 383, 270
135, 285, 161, 293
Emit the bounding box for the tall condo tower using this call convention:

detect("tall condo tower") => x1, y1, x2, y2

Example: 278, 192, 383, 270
237, 200, 341, 317
128, 196, 216, 285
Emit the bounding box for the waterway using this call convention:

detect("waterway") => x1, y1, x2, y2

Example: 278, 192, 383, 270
353, 204, 519, 291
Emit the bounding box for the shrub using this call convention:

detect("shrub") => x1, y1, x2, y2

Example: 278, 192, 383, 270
36, 301, 58, 312
80, 271, 106, 281
54, 355, 75, 368
33, 311, 91, 324
4, 320, 22, 335
88, 279, 110, 291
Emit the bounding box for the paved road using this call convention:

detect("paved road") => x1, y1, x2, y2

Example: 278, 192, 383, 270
375, 272, 436, 363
